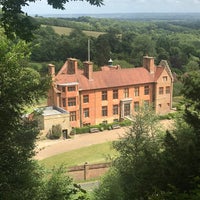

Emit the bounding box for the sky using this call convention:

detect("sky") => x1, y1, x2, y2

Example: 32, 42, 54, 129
22, 0, 200, 15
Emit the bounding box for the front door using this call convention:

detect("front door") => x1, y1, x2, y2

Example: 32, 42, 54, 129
124, 103, 130, 116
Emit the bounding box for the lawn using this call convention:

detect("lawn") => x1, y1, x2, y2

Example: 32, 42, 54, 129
39, 142, 117, 170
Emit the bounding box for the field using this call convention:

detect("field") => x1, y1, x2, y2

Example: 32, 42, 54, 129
39, 142, 117, 170
42, 25, 105, 37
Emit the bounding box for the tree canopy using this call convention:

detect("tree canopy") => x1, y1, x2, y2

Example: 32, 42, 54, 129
0, 0, 104, 41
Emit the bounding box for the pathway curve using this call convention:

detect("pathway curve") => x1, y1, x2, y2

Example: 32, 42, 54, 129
35, 119, 173, 160
35, 127, 127, 160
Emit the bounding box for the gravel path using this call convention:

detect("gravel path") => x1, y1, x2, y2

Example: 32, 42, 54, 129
35, 119, 173, 160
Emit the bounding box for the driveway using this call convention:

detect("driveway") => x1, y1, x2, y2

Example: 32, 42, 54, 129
35, 119, 173, 160
35, 127, 127, 160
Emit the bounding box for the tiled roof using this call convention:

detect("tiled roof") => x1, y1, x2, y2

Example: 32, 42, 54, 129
154, 66, 165, 81
55, 66, 159, 91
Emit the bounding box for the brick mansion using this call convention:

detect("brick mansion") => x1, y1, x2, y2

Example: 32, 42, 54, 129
47, 56, 173, 128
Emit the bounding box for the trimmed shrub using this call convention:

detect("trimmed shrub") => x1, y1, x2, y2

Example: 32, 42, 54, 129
158, 112, 177, 120
47, 124, 62, 139
119, 119, 132, 127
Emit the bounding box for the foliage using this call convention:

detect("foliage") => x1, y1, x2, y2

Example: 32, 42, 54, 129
182, 71, 200, 131
43, 166, 89, 200
173, 80, 184, 97
47, 124, 62, 139
158, 112, 177, 120
93, 109, 163, 200
92, 168, 124, 200
0, 30, 92, 200
0, 0, 104, 41
0, 32, 50, 198
72, 119, 131, 134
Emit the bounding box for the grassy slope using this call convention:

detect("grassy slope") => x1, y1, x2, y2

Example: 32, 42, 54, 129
42, 25, 105, 37
39, 142, 117, 170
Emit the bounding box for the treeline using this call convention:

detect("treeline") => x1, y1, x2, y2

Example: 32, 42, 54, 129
31, 16, 200, 75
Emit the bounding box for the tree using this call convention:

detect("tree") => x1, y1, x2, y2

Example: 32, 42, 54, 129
93, 108, 163, 200
31, 26, 61, 61
0, 32, 49, 199
131, 34, 156, 66
0, 0, 104, 41
182, 71, 200, 131
43, 166, 90, 200
94, 34, 111, 66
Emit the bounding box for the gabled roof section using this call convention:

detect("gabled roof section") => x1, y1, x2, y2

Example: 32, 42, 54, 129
154, 60, 174, 82
160, 60, 174, 82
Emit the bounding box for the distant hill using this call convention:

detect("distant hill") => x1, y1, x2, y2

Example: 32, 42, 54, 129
39, 12, 200, 21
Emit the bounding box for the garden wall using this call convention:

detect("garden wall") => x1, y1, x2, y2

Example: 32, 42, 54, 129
68, 162, 111, 181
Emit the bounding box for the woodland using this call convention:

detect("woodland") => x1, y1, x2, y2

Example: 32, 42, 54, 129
31, 16, 200, 74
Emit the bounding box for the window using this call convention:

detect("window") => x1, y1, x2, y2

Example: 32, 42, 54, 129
124, 88, 129, 98
113, 89, 118, 99
144, 85, 149, 95
83, 95, 89, 103
62, 98, 66, 107
163, 76, 168, 81
68, 97, 76, 106
83, 108, 89, 118
113, 105, 119, 115
159, 87, 164, 95
134, 87, 139, 96
102, 106, 108, 116
70, 111, 76, 121
62, 87, 66, 92
166, 86, 170, 94
144, 100, 150, 109
68, 86, 76, 91
102, 91, 107, 101
158, 104, 162, 108
134, 101, 139, 112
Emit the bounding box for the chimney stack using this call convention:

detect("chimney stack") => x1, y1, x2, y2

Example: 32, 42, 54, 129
84, 61, 93, 80
48, 64, 55, 81
143, 56, 155, 74
67, 58, 78, 74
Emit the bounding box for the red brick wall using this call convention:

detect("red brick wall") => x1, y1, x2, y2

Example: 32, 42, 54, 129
68, 162, 111, 181
155, 69, 173, 114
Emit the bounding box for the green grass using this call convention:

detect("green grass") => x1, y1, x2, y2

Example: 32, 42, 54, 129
42, 25, 105, 38
39, 142, 117, 170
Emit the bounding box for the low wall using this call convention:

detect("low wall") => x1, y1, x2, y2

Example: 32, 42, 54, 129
68, 162, 111, 181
